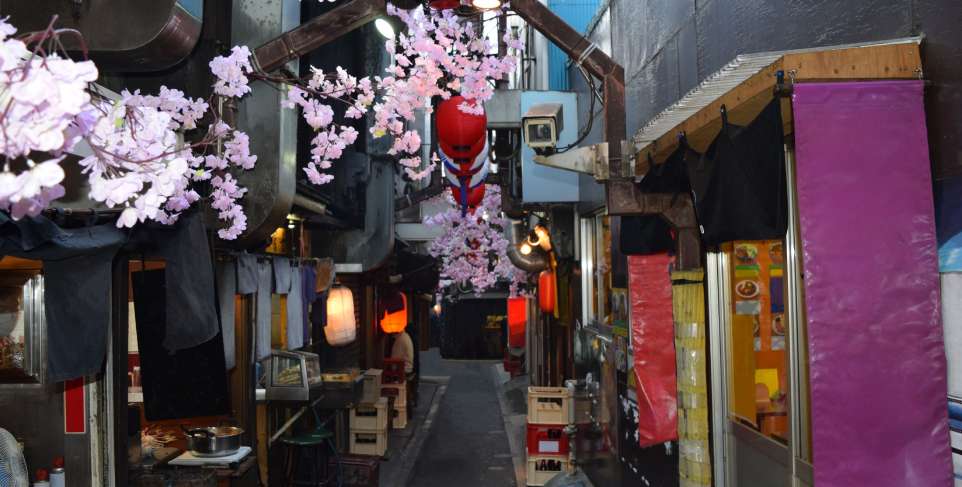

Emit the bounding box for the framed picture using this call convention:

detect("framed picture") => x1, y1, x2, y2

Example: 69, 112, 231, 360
0, 272, 45, 383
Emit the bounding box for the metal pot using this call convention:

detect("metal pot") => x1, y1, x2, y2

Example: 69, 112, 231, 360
183, 426, 244, 457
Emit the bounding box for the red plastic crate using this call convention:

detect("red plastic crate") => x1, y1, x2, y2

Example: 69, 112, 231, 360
526, 423, 570, 456
382, 358, 405, 384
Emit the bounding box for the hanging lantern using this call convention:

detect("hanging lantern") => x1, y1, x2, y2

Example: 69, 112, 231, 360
436, 96, 487, 162
389, 0, 423, 8
450, 183, 486, 211
438, 97, 489, 215
507, 297, 527, 348
380, 293, 408, 334
538, 270, 556, 313
325, 287, 357, 346
429, 0, 461, 11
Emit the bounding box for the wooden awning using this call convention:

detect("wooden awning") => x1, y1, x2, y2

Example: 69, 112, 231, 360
631, 37, 923, 176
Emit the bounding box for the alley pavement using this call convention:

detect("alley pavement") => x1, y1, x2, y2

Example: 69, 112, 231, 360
407, 349, 517, 487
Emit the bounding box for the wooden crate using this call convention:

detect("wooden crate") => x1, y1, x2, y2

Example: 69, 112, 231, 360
526, 455, 571, 486
350, 397, 388, 431
349, 429, 387, 457
361, 369, 383, 405
527, 387, 571, 425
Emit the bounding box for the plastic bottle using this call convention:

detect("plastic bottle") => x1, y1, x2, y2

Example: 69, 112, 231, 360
33, 468, 50, 487
50, 457, 64, 487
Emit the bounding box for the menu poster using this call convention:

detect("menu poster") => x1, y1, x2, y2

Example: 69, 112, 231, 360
728, 240, 788, 424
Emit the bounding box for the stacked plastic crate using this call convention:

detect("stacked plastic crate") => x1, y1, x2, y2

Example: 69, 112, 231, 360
380, 358, 408, 429
526, 386, 573, 486
349, 369, 388, 457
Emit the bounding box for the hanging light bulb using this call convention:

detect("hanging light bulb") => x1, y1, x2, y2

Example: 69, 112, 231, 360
472, 0, 502, 9
375, 18, 396, 39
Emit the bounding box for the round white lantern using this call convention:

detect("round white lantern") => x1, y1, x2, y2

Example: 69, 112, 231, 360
325, 287, 357, 346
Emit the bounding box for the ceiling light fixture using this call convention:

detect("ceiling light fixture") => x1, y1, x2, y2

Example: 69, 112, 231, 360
472, 0, 502, 9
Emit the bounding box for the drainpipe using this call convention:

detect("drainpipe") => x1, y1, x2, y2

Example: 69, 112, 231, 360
505, 219, 549, 272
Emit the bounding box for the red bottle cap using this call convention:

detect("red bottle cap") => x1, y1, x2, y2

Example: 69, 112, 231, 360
52, 457, 64, 469
36, 468, 48, 480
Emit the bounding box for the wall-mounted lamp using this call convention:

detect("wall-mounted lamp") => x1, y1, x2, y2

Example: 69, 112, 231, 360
519, 242, 533, 255
528, 224, 552, 252
286, 213, 302, 230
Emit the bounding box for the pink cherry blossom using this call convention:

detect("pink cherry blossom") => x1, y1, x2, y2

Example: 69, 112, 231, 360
425, 185, 530, 296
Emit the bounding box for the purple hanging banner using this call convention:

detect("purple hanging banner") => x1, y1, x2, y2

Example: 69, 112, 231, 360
793, 80, 951, 486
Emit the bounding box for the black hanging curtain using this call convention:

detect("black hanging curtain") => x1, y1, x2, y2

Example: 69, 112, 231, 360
620, 144, 695, 256
0, 211, 220, 382
687, 98, 788, 247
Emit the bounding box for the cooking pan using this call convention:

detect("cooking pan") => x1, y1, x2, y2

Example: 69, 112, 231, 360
181, 425, 244, 457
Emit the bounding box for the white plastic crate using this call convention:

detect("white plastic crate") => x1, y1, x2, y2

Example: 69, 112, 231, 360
361, 369, 383, 405
350, 397, 388, 431
527, 386, 572, 425
349, 429, 387, 457
526, 454, 571, 486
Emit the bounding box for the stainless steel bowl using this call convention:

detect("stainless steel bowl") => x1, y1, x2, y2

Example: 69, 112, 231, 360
184, 426, 244, 457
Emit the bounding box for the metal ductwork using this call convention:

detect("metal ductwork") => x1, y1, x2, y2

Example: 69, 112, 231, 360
230, 0, 300, 247
3, 0, 203, 71
310, 157, 395, 272
506, 219, 549, 273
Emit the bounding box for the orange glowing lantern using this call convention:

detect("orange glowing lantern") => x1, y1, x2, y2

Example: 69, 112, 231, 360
538, 271, 556, 313
380, 293, 408, 334
507, 297, 526, 348
325, 287, 357, 346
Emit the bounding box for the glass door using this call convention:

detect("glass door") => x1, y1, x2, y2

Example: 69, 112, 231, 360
707, 146, 813, 486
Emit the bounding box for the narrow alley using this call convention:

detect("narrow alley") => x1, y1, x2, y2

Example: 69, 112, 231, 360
0, 1, 959, 487
409, 350, 516, 487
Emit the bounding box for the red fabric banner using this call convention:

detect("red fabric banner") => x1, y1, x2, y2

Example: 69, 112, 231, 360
627, 254, 678, 447
63, 377, 86, 434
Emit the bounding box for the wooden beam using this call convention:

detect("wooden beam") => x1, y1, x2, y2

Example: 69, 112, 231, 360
634, 41, 923, 176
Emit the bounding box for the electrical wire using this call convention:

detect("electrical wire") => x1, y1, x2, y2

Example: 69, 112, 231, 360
555, 66, 602, 153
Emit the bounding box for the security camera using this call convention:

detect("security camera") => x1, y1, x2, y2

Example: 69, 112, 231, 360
522, 103, 564, 154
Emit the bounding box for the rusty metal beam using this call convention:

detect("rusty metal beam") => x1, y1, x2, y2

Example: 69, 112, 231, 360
607, 181, 701, 270
252, 0, 387, 72
509, 0, 626, 176
510, 0, 699, 266
508, 0, 630, 183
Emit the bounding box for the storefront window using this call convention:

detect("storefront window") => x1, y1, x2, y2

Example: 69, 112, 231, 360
724, 240, 790, 443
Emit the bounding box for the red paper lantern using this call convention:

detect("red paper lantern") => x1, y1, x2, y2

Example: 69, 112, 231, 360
436, 96, 487, 161
380, 293, 408, 334
429, 0, 460, 9
538, 271, 556, 313
450, 184, 486, 209
507, 297, 526, 348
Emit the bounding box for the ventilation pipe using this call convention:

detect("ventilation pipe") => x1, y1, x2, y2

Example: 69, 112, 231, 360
505, 219, 549, 272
